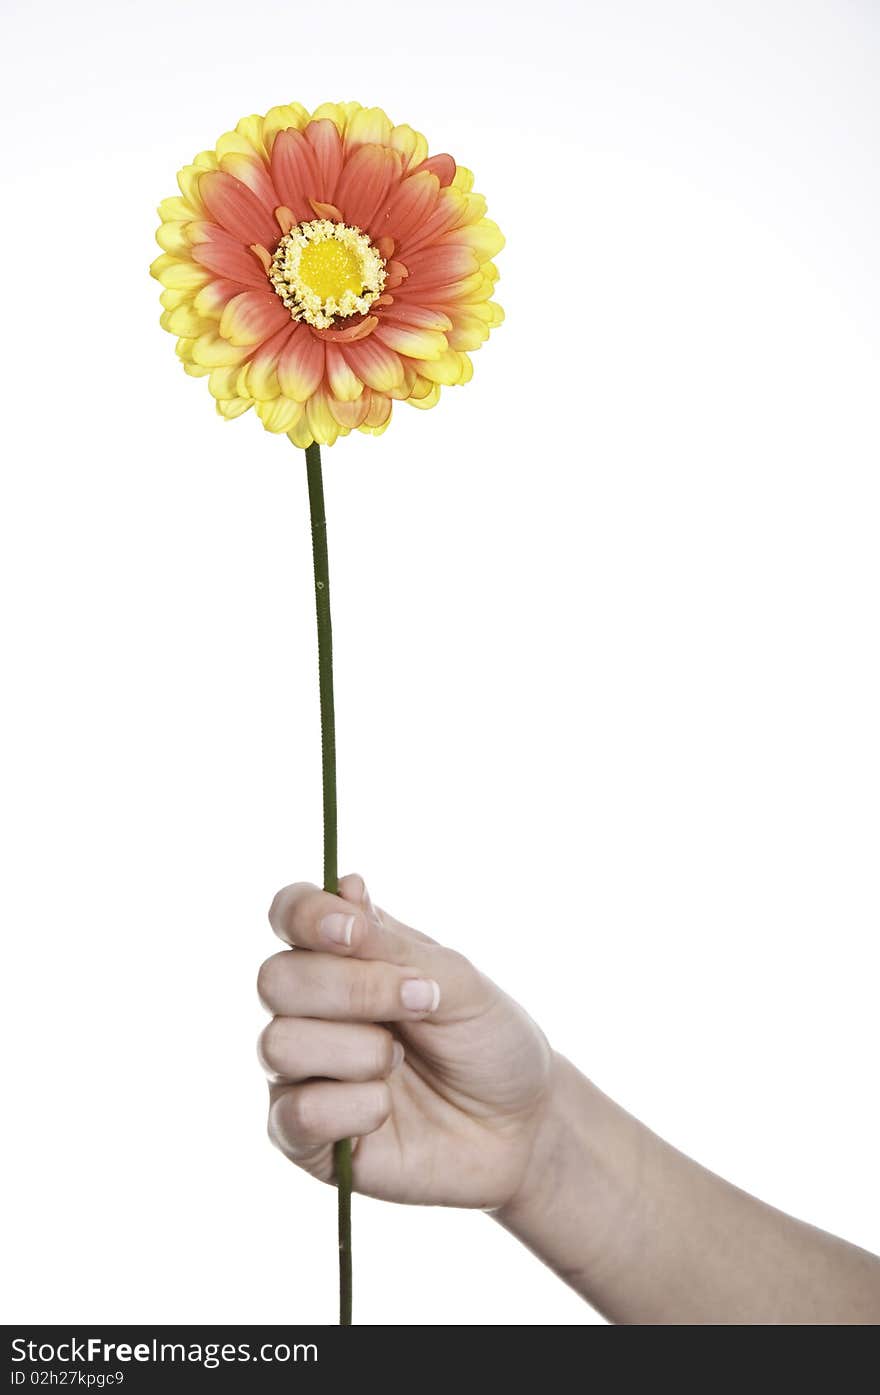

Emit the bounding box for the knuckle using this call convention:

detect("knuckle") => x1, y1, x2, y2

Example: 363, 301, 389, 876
346, 967, 381, 1020
287, 1087, 318, 1140
267, 886, 291, 935
258, 1019, 288, 1077
268, 882, 314, 938
444, 947, 473, 977
365, 1080, 392, 1127
290, 886, 322, 937
374, 1032, 396, 1078
256, 951, 292, 1010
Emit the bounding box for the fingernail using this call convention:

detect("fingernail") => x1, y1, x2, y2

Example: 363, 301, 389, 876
400, 978, 441, 1013
320, 912, 356, 946
390, 1041, 405, 1071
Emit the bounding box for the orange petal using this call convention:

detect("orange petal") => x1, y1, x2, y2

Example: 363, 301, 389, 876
191, 236, 268, 289
335, 145, 404, 235
199, 170, 279, 247
325, 345, 364, 402
249, 243, 273, 273
270, 130, 319, 222
316, 315, 378, 344
384, 170, 441, 245
303, 119, 344, 201
219, 289, 290, 346
328, 394, 371, 429
309, 199, 343, 221
401, 244, 479, 288
341, 339, 405, 392
219, 152, 279, 210
416, 153, 457, 187
277, 326, 325, 400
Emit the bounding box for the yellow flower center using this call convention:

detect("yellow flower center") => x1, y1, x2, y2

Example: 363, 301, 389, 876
269, 219, 386, 330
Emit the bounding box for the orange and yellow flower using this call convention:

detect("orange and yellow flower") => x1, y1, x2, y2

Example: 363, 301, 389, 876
151, 101, 505, 447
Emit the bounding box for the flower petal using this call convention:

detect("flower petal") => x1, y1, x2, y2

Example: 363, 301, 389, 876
379, 302, 453, 334
328, 394, 371, 428
303, 118, 345, 200
189, 233, 268, 289
191, 331, 252, 368
385, 170, 441, 246
219, 289, 289, 346
414, 348, 473, 385
150, 253, 210, 291
257, 396, 305, 432
240, 323, 295, 398
262, 103, 310, 153
325, 345, 364, 401
417, 153, 457, 187
277, 326, 325, 401
335, 144, 404, 234
444, 218, 506, 262
219, 152, 279, 210
388, 123, 429, 170
270, 128, 320, 221
341, 338, 405, 392
343, 106, 393, 153
373, 322, 448, 361
360, 391, 393, 432
406, 381, 442, 410
306, 390, 342, 444
401, 244, 480, 289
199, 170, 279, 247
216, 396, 253, 419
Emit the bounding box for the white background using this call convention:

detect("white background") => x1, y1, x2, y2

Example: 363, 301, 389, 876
1, 0, 878, 1327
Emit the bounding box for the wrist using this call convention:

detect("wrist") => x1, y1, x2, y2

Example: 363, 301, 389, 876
491, 1052, 646, 1302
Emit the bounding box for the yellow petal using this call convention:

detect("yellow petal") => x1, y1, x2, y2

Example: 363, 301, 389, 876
176, 160, 212, 208
406, 381, 442, 410
287, 415, 320, 448
208, 365, 243, 400
150, 253, 209, 291
452, 218, 505, 262
238, 356, 280, 401
155, 220, 191, 255
452, 165, 475, 193
414, 348, 470, 386
326, 351, 364, 402
216, 397, 253, 419
376, 324, 447, 361
163, 303, 208, 337
257, 396, 304, 432
389, 123, 429, 169
263, 103, 310, 151
191, 331, 250, 368
344, 105, 393, 149
236, 113, 269, 156
305, 392, 341, 445
447, 315, 490, 350
309, 101, 359, 135
158, 195, 194, 223
159, 286, 192, 311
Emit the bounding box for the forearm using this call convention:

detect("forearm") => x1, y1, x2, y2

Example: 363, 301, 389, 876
494, 1052, 880, 1324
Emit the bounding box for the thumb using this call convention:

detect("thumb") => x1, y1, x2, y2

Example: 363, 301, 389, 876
337, 872, 492, 1020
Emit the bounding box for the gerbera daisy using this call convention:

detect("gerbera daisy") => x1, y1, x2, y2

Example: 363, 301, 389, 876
151, 101, 505, 447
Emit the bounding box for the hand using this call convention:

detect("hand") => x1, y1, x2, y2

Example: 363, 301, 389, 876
257, 873, 552, 1208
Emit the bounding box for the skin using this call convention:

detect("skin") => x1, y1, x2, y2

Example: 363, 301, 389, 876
258, 873, 880, 1325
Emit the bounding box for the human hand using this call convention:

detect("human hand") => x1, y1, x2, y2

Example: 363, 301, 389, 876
257, 873, 552, 1208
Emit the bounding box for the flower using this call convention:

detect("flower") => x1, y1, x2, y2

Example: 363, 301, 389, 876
151, 101, 505, 448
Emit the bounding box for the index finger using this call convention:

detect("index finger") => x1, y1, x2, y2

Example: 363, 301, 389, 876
268, 876, 434, 968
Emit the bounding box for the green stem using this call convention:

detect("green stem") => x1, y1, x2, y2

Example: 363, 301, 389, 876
304, 442, 352, 1327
